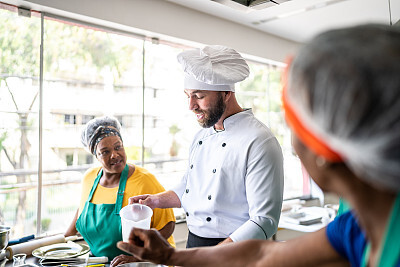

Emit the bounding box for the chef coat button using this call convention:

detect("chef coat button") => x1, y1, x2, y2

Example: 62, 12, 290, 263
199, 141, 203, 145
222, 143, 226, 147
190, 164, 193, 169
212, 169, 216, 173
186, 212, 189, 217
206, 217, 211, 222
186, 189, 189, 193
208, 195, 212, 200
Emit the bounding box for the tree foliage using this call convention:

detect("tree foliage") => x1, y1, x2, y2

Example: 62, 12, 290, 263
0, 8, 141, 235
42, 18, 139, 84
0, 10, 40, 76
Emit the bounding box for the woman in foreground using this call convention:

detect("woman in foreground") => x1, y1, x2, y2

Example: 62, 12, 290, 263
117, 24, 400, 267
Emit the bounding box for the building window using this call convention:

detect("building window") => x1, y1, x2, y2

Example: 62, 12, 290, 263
66, 154, 73, 166
81, 115, 95, 125
64, 114, 76, 125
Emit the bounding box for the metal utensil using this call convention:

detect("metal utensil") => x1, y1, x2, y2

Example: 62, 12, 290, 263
119, 263, 167, 267
0, 226, 11, 251
39, 256, 108, 266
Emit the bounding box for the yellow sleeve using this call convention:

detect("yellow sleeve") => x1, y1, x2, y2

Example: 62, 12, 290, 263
123, 166, 176, 246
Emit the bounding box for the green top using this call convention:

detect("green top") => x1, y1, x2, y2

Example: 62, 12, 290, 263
337, 198, 351, 216
360, 193, 400, 267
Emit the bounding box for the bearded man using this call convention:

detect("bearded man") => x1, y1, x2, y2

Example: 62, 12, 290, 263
130, 45, 284, 248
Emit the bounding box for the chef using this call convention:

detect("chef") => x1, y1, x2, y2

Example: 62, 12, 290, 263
130, 45, 284, 248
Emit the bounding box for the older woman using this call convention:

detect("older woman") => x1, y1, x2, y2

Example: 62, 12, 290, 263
65, 116, 175, 266
116, 24, 400, 266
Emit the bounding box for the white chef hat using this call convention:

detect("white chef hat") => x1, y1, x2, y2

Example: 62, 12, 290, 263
177, 45, 250, 92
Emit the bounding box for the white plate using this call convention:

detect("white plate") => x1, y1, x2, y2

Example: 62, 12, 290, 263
32, 242, 90, 259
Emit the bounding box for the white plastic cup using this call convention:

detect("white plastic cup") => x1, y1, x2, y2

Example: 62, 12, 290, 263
120, 204, 153, 242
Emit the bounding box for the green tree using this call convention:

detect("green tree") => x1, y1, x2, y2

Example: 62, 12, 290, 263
237, 63, 284, 143
169, 124, 181, 157
42, 19, 138, 84
0, 10, 41, 233
0, 8, 140, 234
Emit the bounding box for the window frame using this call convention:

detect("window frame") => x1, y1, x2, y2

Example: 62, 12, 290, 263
0, 5, 312, 237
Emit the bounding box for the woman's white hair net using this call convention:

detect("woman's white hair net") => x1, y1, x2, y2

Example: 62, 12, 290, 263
287, 24, 400, 191
81, 116, 122, 154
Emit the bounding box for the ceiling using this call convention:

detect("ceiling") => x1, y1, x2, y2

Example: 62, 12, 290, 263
166, 0, 400, 43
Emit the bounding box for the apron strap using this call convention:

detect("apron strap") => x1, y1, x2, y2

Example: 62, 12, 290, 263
361, 193, 400, 267
86, 164, 129, 214
87, 169, 103, 202
114, 164, 129, 215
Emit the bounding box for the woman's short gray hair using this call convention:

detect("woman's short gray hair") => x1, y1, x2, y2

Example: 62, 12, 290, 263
287, 24, 400, 191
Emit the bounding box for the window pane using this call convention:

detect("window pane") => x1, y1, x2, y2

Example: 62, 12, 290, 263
40, 17, 144, 235
142, 41, 198, 190
236, 61, 305, 199
0, 6, 41, 238
1, 5, 312, 240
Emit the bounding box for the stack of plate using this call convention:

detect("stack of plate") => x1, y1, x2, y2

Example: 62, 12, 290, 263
32, 242, 90, 259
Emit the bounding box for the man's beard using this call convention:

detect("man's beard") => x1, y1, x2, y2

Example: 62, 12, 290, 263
197, 93, 226, 128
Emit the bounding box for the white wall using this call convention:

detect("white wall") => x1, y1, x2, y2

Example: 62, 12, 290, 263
3, 0, 300, 62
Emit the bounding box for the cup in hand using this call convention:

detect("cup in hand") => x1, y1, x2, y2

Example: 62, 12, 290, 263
120, 204, 153, 242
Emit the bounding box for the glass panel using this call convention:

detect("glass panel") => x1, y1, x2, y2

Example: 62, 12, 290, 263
236, 61, 305, 199
0, 6, 41, 238
40, 17, 144, 235
142, 41, 197, 190
1, 4, 311, 240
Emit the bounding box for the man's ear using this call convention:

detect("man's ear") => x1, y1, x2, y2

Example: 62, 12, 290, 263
224, 91, 232, 102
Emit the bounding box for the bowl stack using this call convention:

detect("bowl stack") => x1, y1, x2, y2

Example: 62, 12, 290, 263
0, 226, 10, 267
0, 226, 10, 250
0, 226, 11, 255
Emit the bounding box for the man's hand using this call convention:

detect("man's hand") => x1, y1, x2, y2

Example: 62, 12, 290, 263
129, 191, 181, 209
129, 194, 159, 209
117, 228, 175, 265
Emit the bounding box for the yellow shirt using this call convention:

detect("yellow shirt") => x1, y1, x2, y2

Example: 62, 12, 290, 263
78, 165, 175, 246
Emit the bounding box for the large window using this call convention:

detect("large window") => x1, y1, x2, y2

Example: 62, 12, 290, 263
0, 5, 41, 238
0, 4, 309, 239
236, 61, 306, 199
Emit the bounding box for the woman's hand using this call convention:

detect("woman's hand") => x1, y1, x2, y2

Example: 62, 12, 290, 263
158, 221, 175, 241
110, 254, 139, 267
129, 194, 159, 209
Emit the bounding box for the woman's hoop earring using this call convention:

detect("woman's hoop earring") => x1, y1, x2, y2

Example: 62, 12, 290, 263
316, 156, 327, 168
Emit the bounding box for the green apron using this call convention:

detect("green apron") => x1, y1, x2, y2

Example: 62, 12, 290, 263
76, 164, 129, 260
361, 193, 400, 267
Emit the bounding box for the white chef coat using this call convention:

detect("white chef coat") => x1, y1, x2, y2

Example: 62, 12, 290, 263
172, 109, 284, 242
